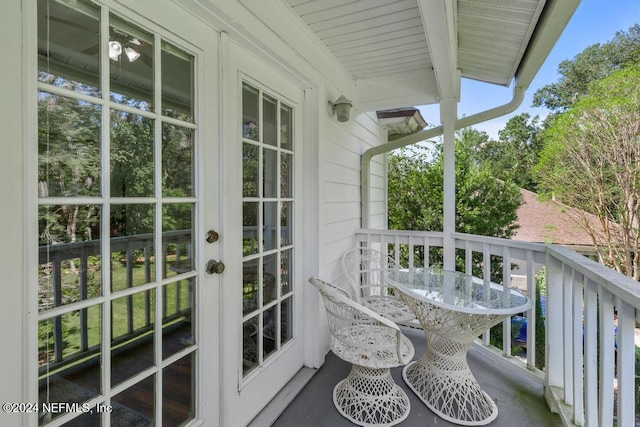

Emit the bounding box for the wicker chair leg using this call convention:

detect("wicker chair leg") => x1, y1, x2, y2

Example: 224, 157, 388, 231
333, 365, 411, 427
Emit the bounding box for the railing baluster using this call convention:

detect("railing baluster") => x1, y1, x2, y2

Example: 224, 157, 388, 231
598, 287, 615, 427
572, 271, 584, 426
563, 266, 574, 405
525, 250, 535, 369
615, 297, 635, 427
481, 243, 490, 346
80, 252, 89, 352
546, 256, 563, 389
53, 259, 63, 362
584, 279, 599, 426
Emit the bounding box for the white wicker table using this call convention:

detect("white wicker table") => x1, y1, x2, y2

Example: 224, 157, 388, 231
386, 269, 531, 426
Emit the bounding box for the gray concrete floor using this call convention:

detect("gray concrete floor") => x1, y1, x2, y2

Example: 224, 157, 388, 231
273, 327, 562, 426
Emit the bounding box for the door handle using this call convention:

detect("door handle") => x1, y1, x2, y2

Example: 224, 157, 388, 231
206, 259, 225, 274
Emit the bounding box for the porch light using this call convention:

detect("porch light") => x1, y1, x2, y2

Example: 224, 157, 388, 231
124, 47, 141, 62
329, 95, 352, 122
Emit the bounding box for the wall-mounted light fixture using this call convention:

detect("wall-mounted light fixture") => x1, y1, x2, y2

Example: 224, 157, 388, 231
329, 95, 353, 122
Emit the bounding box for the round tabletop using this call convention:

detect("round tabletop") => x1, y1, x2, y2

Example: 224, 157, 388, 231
386, 269, 531, 315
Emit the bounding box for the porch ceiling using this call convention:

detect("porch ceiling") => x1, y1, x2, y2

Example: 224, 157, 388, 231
285, 0, 549, 110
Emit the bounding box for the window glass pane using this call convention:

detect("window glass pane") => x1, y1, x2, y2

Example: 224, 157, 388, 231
110, 204, 155, 291
263, 148, 278, 198
243, 202, 259, 256
38, 205, 102, 311
163, 203, 194, 278
281, 153, 292, 198
38, 306, 102, 424
109, 14, 153, 111
243, 315, 259, 376
263, 254, 277, 305
243, 143, 259, 198
243, 259, 259, 316
242, 83, 259, 141
111, 290, 155, 386
162, 124, 194, 197
112, 375, 155, 425
263, 94, 277, 146
263, 304, 277, 359
38, 92, 101, 198
38, 0, 101, 96
163, 354, 195, 425
110, 111, 154, 197
280, 104, 293, 151
162, 41, 194, 122
163, 278, 195, 359
263, 202, 277, 251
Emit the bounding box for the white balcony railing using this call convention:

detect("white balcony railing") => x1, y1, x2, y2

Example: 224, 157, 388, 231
356, 229, 640, 427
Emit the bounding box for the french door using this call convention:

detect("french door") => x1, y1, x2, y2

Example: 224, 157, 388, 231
35, 0, 220, 425
220, 46, 305, 426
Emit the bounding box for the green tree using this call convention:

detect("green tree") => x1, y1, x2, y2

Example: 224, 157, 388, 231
533, 24, 640, 113
475, 114, 542, 191
388, 130, 523, 274
536, 65, 640, 279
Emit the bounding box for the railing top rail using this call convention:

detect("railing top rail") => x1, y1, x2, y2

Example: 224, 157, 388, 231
547, 244, 640, 308
357, 228, 640, 309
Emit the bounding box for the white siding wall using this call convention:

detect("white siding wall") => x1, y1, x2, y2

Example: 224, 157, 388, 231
0, 2, 27, 425
318, 104, 387, 283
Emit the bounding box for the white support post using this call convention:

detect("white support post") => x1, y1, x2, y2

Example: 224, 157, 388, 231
441, 98, 457, 271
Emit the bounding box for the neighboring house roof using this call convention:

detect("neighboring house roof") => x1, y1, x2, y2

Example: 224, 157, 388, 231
513, 188, 599, 248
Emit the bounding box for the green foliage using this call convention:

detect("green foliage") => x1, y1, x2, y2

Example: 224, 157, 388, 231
536, 65, 640, 278
475, 114, 543, 192
535, 269, 546, 370
533, 24, 640, 113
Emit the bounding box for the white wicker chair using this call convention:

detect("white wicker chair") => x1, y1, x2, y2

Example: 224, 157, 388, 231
341, 247, 416, 323
309, 277, 415, 427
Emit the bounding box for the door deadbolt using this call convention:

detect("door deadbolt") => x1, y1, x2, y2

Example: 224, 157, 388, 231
206, 230, 219, 243
206, 259, 225, 274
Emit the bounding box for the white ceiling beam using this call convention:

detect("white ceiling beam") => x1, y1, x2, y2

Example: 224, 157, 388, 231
417, 0, 460, 101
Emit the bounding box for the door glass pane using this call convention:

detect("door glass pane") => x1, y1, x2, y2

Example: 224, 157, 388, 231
162, 41, 194, 122
162, 203, 194, 278
281, 249, 292, 295
110, 204, 155, 291
243, 202, 259, 256
38, 307, 102, 425
163, 355, 195, 425
242, 259, 259, 316
110, 111, 155, 197
280, 201, 292, 248
38, 204, 102, 310
243, 143, 259, 197
263, 147, 278, 198
263, 305, 277, 359
110, 14, 153, 111
111, 290, 155, 386
112, 375, 155, 426
38, 0, 101, 96
38, 92, 102, 198
263, 254, 277, 305
162, 124, 194, 197
243, 315, 259, 375
280, 153, 292, 198
263, 202, 277, 251
280, 104, 293, 151
263, 94, 277, 146
281, 296, 293, 345
163, 278, 195, 359
242, 84, 259, 141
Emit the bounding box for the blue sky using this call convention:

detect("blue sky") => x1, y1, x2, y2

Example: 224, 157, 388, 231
417, 0, 640, 139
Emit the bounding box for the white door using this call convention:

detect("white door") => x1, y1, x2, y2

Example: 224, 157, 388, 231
220, 45, 305, 426
34, 0, 221, 425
